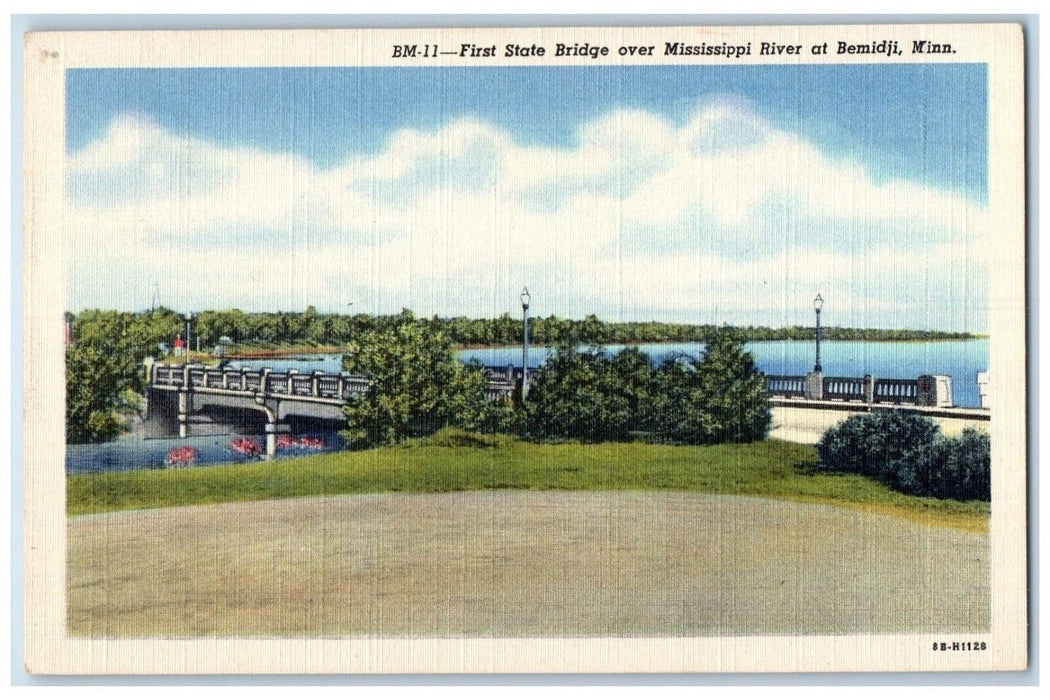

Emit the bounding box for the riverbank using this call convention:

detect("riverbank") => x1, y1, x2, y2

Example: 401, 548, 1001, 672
159, 344, 345, 363
67, 437, 989, 532
224, 344, 344, 359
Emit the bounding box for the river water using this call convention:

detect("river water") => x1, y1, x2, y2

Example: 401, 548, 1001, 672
67, 339, 987, 475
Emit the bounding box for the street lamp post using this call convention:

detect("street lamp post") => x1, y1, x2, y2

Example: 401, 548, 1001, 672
813, 293, 823, 372
804, 293, 825, 401
520, 287, 531, 400
185, 313, 194, 360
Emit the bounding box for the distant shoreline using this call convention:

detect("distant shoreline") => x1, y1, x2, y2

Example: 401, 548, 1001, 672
215, 337, 987, 358
452, 336, 988, 351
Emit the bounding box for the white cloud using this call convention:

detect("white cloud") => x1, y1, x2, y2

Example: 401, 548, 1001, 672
65, 103, 989, 331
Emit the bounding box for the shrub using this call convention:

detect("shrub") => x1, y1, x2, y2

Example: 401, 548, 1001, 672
83, 409, 124, 443
692, 329, 772, 443
649, 355, 703, 444
341, 319, 491, 447
816, 412, 990, 501
524, 345, 636, 442
524, 330, 771, 446
651, 329, 771, 445
929, 428, 991, 501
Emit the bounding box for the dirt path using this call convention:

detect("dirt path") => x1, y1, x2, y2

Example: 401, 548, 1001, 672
68, 491, 988, 637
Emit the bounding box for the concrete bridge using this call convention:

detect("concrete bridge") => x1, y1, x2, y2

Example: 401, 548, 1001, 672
147, 363, 987, 457
146, 363, 516, 457
765, 372, 955, 407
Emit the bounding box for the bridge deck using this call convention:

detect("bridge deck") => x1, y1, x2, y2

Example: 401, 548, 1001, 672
151, 364, 516, 402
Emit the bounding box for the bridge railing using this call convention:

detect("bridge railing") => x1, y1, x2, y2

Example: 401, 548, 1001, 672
766, 373, 926, 406
486, 381, 516, 401
151, 364, 513, 402
152, 364, 367, 400
873, 378, 920, 405
822, 376, 868, 402
766, 375, 806, 398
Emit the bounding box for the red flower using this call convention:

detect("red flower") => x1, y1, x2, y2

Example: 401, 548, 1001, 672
231, 437, 262, 457
275, 435, 326, 451
166, 446, 199, 466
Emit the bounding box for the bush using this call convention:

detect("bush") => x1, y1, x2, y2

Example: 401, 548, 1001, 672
816, 412, 990, 501
524, 345, 638, 442
692, 329, 772, 443
341, 319, 491, 447
930, 428, 991, 501
650, 329, 771, 445
648, 355, 703, 443
816, 411, 941, 489
83, 409, 124, 443
523, 331, 770, 446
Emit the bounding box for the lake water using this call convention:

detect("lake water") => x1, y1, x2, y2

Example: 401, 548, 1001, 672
67, 339, 987, 475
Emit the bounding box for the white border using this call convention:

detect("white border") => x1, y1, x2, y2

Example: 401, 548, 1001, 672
22, 23, 1028, 674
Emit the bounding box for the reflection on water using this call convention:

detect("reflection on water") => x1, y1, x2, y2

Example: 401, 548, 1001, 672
66, 431, 345, 476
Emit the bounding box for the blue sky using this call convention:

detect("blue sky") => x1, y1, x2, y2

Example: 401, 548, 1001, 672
65, 64, 989, 330
68, 65, 988, 196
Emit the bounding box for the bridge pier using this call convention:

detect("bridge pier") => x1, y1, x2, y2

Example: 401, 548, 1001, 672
252, 395, 279, 460
265, 422, 278, 460
177, 389, 190, 439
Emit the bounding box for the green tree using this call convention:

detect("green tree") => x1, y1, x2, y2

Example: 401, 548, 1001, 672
692, 328, 772, 443
652, 329, 771, 444
66, 311, 135, 443
524, 345, 633, 442
66, 340, 127, 443
649, 354, 704, 444
66, 308, 183, 443
340, 319, 490, 447
609, 346, 659, 435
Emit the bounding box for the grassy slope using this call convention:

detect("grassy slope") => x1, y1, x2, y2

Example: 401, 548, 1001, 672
67, 438, 989, 532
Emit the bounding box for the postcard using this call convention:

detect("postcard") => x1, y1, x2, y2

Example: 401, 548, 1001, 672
22, 23, 1026, 674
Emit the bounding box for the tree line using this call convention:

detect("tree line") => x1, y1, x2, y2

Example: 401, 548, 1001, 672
91, 306, 977, 350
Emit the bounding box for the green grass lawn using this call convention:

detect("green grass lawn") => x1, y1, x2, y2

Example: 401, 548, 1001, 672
67, 435, 990, 532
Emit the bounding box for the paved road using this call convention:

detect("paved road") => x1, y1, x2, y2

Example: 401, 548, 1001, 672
68, 491, 989, 637
770, 405, 990, 444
